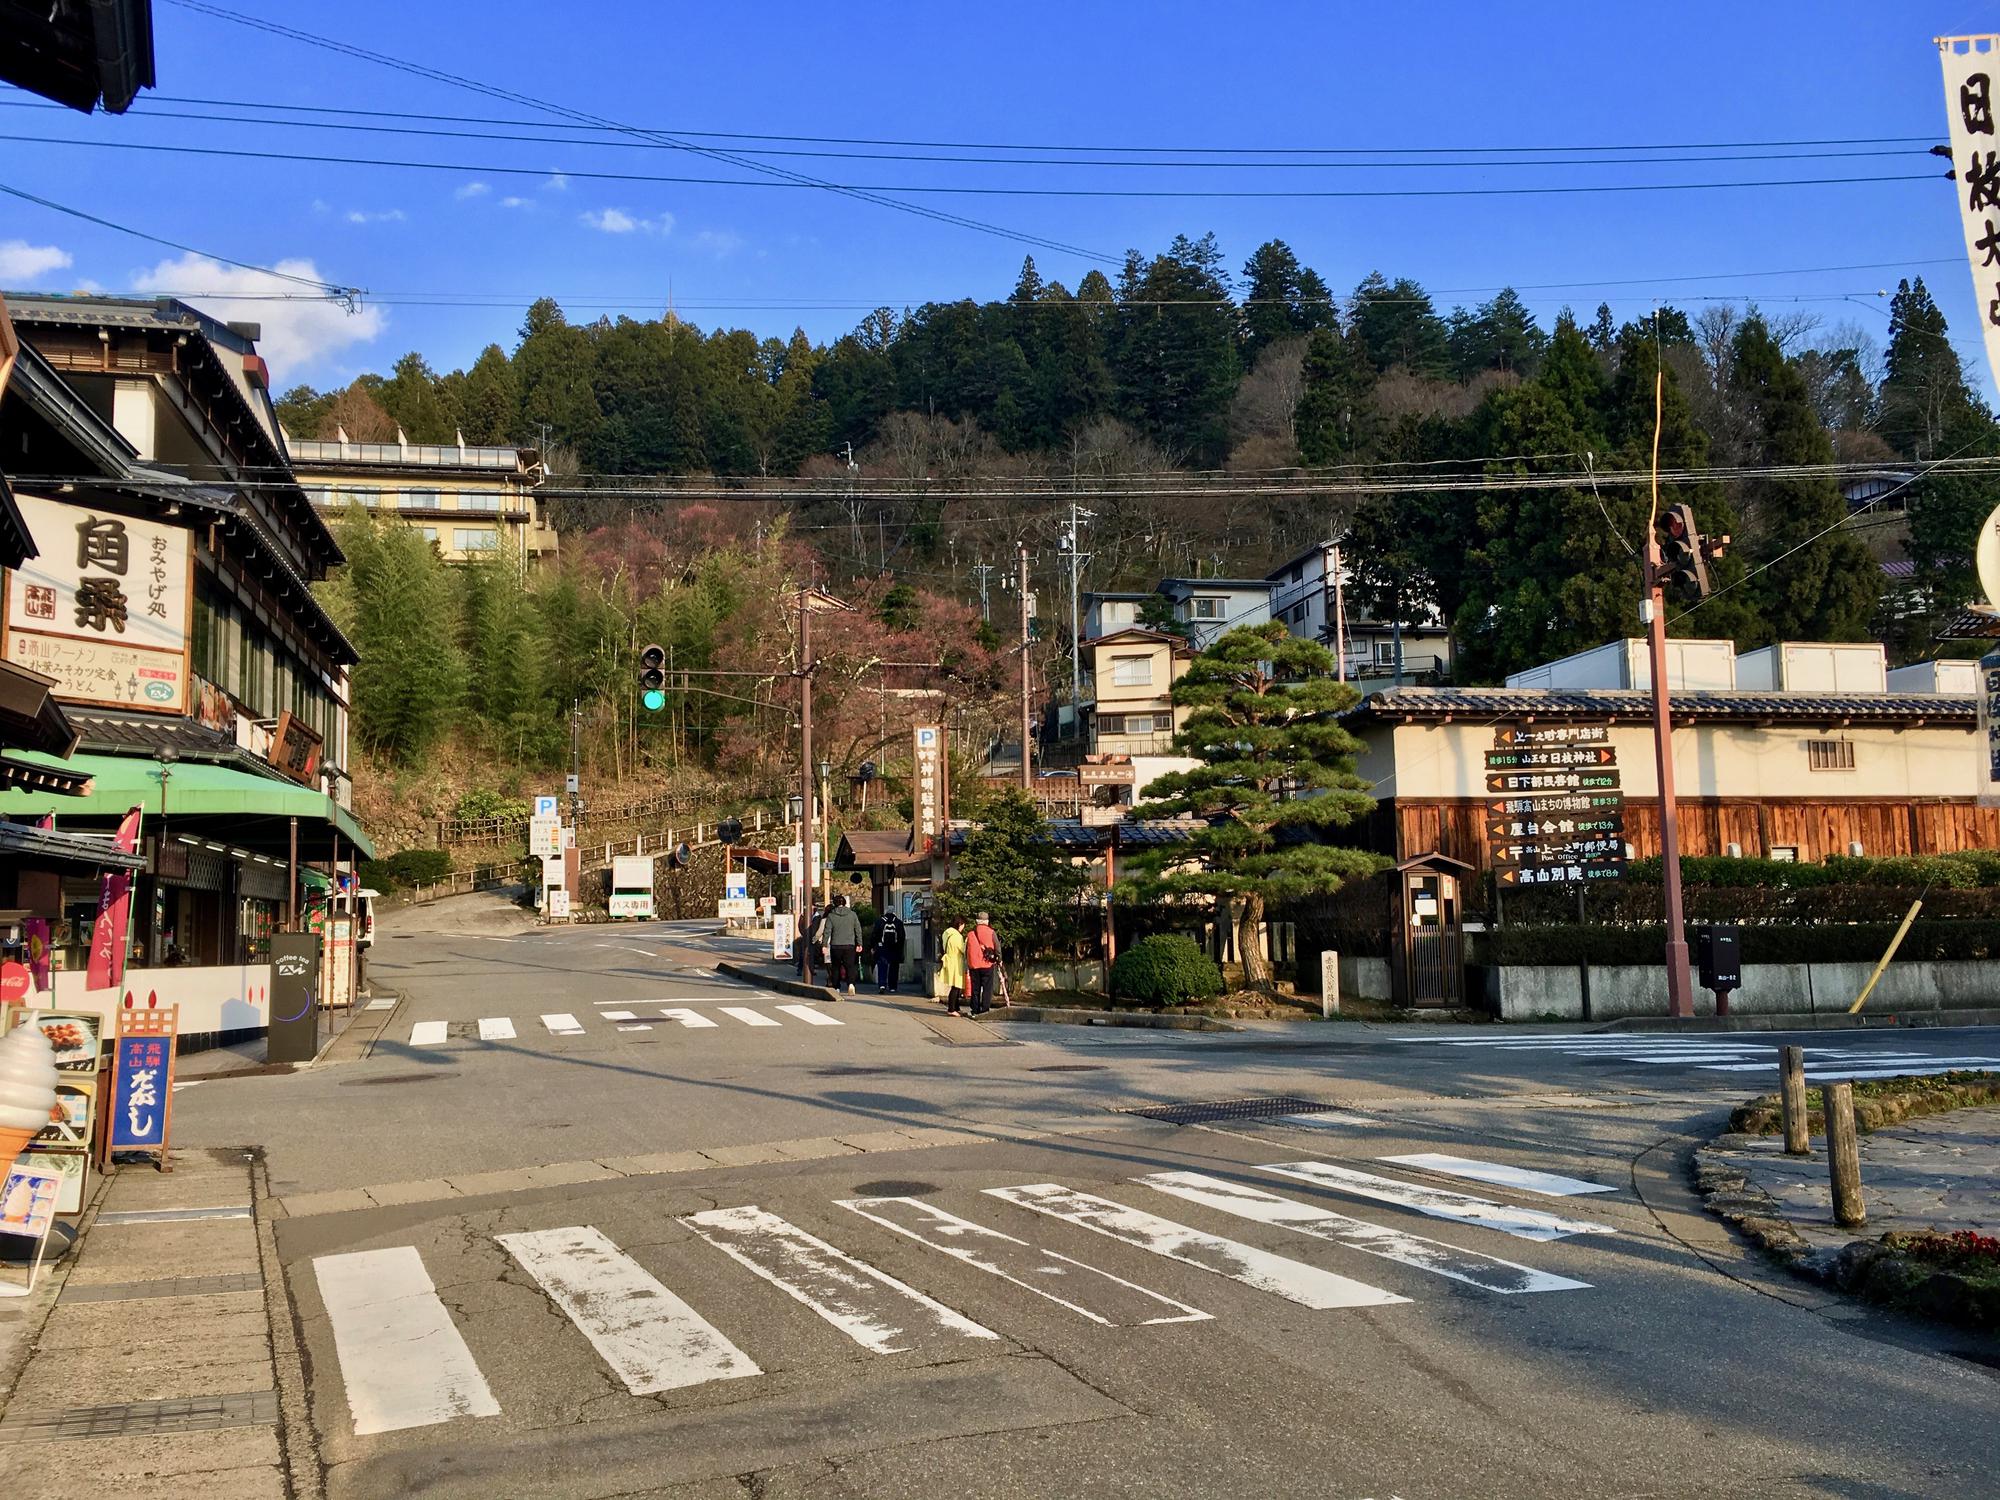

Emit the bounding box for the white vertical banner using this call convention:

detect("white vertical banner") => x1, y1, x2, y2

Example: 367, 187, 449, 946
1940, 36, 2000, 393
1978, 648, 2000, 806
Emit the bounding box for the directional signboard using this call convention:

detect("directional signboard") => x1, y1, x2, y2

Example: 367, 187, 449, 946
1486, 724, 1627, 885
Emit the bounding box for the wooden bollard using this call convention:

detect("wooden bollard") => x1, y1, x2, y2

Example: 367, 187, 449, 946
1824, 1080, 1866, 1229
1779, 1045, 1810, 1156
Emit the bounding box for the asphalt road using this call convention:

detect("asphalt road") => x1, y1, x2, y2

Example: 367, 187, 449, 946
167, 909, 2000, 1499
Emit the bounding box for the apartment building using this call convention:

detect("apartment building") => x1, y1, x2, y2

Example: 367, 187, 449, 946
288, 430, 558, 566
1265, 540, 1453, 683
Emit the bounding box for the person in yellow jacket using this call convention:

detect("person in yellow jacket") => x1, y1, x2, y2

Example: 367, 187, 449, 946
936, 919, 968, 1014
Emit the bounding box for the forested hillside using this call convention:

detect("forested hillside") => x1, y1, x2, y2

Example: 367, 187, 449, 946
293, 236, 1999, 815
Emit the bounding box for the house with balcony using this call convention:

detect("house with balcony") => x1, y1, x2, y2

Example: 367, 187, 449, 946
287, 429, 558, 567
1266, 539, 1452, 684
1154, 575, 1271, 648
1071, 626, 1201, 816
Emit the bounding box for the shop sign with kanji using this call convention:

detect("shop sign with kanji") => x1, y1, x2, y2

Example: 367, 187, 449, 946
3, 493, 189, 712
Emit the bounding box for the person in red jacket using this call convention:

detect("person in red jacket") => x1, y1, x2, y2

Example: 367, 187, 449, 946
965, 912, 1001, 1016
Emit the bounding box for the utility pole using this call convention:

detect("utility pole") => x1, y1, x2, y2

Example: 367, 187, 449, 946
970, 559, 995, 621
1330, 543, 1348, 683
798, 586, 816, 984
1642, 345, 1694, 1022
1059, 501, 1094, 724
1017, 541, 1033, 793
568, 699, 582, 827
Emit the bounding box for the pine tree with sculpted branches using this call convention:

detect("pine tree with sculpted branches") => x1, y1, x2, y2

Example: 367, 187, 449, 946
1122, 622, 1385, 986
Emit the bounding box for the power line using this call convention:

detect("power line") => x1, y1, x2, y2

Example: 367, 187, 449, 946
11, 91, 1935, 157
0, 99, 1934, 170
3, 132, 1940, 200
158, 0, 1112, 264
0, 180, 364, 305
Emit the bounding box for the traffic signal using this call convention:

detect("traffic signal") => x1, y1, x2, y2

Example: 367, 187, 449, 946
1655, 504, 1710, 598
638, 643, 667, 712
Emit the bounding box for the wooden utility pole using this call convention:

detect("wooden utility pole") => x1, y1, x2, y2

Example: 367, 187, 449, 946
1018, 542, 1033, 793
1642, 353, 1695, 1021
798, 587, 816, 984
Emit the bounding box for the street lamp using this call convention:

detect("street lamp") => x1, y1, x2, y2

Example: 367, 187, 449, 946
787, 793, 804, 824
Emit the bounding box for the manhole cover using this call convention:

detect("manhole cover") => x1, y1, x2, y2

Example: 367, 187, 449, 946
340, 1073, 449, 1087
851, 1180, 938, 1197
1118, 1095, 1336, 1126
1029, 1064, 1106, 1073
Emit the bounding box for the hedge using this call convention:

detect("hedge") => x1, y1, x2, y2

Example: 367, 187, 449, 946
1110, 934, 1225, 1006
1480, 919, 2000, 967
1626, 851, 2000, 890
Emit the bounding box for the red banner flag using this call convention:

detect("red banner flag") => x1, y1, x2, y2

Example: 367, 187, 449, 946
86, 807, 143, 992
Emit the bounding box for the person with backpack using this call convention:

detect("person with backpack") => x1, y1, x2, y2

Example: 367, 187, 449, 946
821, 894, 864, 996
965, 911, 1001, 1016
872, 908, 906, 993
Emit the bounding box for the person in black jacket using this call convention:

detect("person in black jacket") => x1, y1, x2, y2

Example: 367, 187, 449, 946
871, 909, 906, 993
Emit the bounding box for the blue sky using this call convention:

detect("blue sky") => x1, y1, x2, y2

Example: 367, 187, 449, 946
0, 1, 1993, 397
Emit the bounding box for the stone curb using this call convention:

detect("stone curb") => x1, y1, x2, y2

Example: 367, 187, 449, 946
712, 959, 840, 1004
1611, 1008, 2000, 1033
1692, 1130, 2000, 1330
993, 1006, 1242, 1032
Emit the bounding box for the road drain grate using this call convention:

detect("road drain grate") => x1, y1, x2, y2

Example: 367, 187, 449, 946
1029, 1064, 1106, 1073
1118, 1096, 1337, 1126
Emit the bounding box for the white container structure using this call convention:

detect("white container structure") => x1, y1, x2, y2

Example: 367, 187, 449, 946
1504, 638, 1737, 692
1734, 642, 1887, 694
1884, 659, 1979, 695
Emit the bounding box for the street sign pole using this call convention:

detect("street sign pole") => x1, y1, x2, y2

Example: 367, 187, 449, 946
1644, 537, 1696, 1020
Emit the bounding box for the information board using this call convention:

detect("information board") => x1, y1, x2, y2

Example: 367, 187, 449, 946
1487, 723, 1628, 885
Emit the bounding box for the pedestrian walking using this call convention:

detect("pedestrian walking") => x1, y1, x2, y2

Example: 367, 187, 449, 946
937, 917, 967, 1014
872, 908, 906, 993
801, 904, 827, 981
966, 911, 1001, 1016
822, 894, 864, 996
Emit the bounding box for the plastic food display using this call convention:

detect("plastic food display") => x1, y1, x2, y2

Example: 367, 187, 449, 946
0, 1024, 60, 1170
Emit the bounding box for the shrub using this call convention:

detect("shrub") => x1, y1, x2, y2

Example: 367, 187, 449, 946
452, 789, 529, 824
360, 848, 455, 890
1110, 934, 1224, 1007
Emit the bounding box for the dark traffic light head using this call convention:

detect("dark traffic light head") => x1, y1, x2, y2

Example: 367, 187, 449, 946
1654, 504, 1710, 598
639, 643, 668, 710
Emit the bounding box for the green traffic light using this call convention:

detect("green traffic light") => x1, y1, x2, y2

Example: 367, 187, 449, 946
642, 689, 666, 712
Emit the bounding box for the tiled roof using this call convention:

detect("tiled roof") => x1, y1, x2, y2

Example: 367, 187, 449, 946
1348, 685, 1973, 726
0, 820, 143, 871
69, 711, 296, 781
1939, 609, 2000, 641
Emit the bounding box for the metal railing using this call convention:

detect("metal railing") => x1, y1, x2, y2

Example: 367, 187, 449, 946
435, 784, 751, 846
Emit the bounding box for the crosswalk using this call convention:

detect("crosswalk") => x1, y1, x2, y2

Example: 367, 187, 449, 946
1412, 1033, 2000, 1081
405, 1002, 843, 1045
308, 1148, 1618, 1438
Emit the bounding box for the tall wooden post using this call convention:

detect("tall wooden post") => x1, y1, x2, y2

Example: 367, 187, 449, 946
1780, 1045, 1810, 1156
799, 587, 815, 984
1018, 542, 1032, 793
1825, 1080, 1866, 1228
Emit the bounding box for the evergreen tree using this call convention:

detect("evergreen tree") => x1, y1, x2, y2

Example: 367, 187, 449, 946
1241, 239, 1338, 365
458, 344, 517, 445
1878, 278, 1967, 459
514, 298, 601, 450
275, 384, 334, 438
932, 790, 1090, 956
1123, 623, 1383, 985
1111, 233, 1242, 465
1728, 317, 1881, 643
1294, 326, 1376, 465
1350, 272, 1452, 377
377, 352, 457, 442
1586, 303, 1617, 357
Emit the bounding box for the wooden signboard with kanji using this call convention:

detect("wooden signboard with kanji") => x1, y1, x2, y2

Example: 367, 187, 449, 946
104, 1003, 178, 1173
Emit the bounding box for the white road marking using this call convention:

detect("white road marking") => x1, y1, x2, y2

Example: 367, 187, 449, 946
364, 998, 396, 1011
1698, 1057, 2000, 1073
1377, 1153, 1614, 1198
1137, 1172, 1589, 1295
601, 1010, 640, 1021
476, 1017, 516, 1041
777, 1004, 843, 1027
313, 1246, 499, 1435
541, 1013, 585, 1036
839, 1196, 1211, 1325
1256, 1161, 1615, 1242
684, 1205, 996, 1352
495, 1225, 759, 1395
984, 1183, 1407, 1310
617, 1024, 653, 1032
718, 1007, 780, 1028
409, 1021, 449, 1047
658, 1008, 719, 1028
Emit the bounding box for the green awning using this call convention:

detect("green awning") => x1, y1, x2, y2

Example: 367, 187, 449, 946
0, 750, 375, 859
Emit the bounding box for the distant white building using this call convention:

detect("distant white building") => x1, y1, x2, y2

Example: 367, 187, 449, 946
1265, 540, 1453, 683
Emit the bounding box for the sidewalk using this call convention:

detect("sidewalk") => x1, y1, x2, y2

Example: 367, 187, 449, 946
0, 1149, 295, 1499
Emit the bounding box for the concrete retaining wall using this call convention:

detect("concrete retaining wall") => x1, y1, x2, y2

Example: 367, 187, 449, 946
1489, 959, 2000, 1022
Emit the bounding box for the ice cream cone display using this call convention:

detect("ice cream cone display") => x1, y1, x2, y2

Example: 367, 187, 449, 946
0, 1023, 59, 1171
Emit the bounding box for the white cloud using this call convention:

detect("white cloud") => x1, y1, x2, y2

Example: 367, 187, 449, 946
0, 239, 74, 282
691, 228, 745, 258
455, 181, 490, 200
544, 172, 570, 191
582, 207, 639, 233
344, 208, 407, 225
129, 253, 386, 383
500, 196, 532, 209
